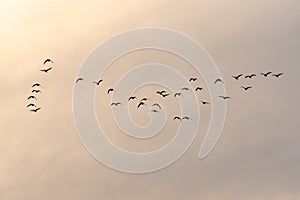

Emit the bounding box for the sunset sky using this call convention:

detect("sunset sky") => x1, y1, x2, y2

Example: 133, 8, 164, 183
1, 0, 299, 199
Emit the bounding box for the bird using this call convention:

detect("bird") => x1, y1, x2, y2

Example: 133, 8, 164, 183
245, 74, 256, 79
241, 86, 252, 91
150, 109, 160, 113
32, 90, 41, 93
30, 107, 41, 112
214, 78, 224, 84
261, 71, 272, 77
200, 100, 210, 105
174, 92, 182, 97
157, 90, 167, 95
111, 102, 122, 106
173, 116, 181, 121
272, 73, 283, 78
219, 95, 231, 100
76, 78, 84, 83
128, 96, 136, 101
137, 102, 146, 108
232, 74, 243, 80
43, 59, 53, 65
195, 87, 203, 92
189, 77, 197, 82
32, 83, 42, 88
40, 67, 52, 73
93, 79, 103, 85
107, 88, 114, 94
27, 95, 37, 100
182, 116, 192, 120
152, 103, 161, 109
161, 93, 170, 98
140, 97, 150, 102
26, 103, 36, 108
181, 87, 190, 91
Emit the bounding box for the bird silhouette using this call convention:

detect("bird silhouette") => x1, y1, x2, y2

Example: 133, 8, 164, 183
219, 95, 231, 100
111, 102, 122, 106
27, 95, 37, 100
32, 90, 41, 93
245, 74, 256, 79
140, 97, 150, 102
261, 72, 272, 77
26, 103, 36, 108
107, 88, 114, 94
152, 103, 161, 109
200, 100, 210, 105
137, 101, 146, 108
30, 107, 41, 112
43, 59, 53, 65
241, 86, 252, 91
40, 67, 52, 73
189, 77, 197, 82
93, 79, 103, 85
32, 83, 42, 88
76, 78, 84, 83
181, 87, 190, 91
272, 73, 283, 78
232, 74, 243, 80
195, 87, 203, 91
150, 109, 160, 113
157, 90, 167, 95
173, 116, 181, 121
161, 93, 170, 98
214, 79, 224, 84
182, 116, 192, 120
174, 92, 182, 97
128, 96, 136, 101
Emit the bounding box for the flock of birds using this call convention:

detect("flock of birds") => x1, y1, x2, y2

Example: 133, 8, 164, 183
74, 70, 283, 122
26, 59, 54, 113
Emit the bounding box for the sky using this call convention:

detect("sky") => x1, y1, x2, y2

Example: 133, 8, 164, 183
0, 0, 300, 199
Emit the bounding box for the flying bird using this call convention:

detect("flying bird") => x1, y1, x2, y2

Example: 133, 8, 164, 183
40, 67, 52, 73
137, 102, 146, 108
32, 83, 42, 88
30, 107, 41, 112
195, 87, 203, 92
140, 97, 150, 102
150, 109, 160, 113
189, 77, 197, 82
272, 73, 283, 78
181, 87, 190, 91
174, 92, 182, 97
43, 58, 53, 65
128, 96, 136, 101
245, 74, 256, 79
232, 74, 243, 80
161, 93, 170, 98
93, 79, 103, 85
26, 103, 36, 108
76, 78, 84, 83
107, 88, 114, 94
27, 95, 37, 100
182, 116, 192, 120
111, 102, 122, 106
241, 86, 252, 91
157, 90, 167, 95
219, 95, 231, 100
261, 71, 272, 77
152, 103, 161, 109
32, 90, 41, 93
200, 100, 210, 105
173, 116, 181, 121
214, 78, 224, 84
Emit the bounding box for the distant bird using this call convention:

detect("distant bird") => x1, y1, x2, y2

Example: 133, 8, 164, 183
137, 102, 146, 108
214, 78, 224, 84
173, 116, 181, 121
128, 96, 136, 101
182, 116, 192, 120
140, 97, 150, 102
195, 87, 203, 92
26, 103, 36, 108
152, 103, 161, 109
161, 93, 170, 98
232, 74, 243, 80
30, 107, 41, 112
32, 90, 41, 93
241, 86, 252, 91
219, 95, 231, 100
107, 88, 114, 94
245, 74, 256, 79
32, 83, 42, 88
261, 71, 272, 77
43, 58, 53, 65
200, 100, 210, 105
27, 95, 37, 100
174, 92, 182, 97
111, 102, 122, 106
189, 77, 197, 82
150, 109, 159, 113
157, 90, 167, 95
181, 87, 190, 91
93, 79, 103, 85
76, 78, 84, 83
40, 67, 52, 73
272, 73, 283, 78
